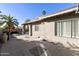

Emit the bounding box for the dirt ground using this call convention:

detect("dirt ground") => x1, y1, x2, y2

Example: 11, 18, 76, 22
0, 34, 79, 56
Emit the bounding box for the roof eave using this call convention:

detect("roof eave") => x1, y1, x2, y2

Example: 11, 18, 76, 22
23, 6, 78, 24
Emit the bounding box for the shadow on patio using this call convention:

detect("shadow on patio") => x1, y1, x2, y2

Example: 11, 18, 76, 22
0, 35, 79, 56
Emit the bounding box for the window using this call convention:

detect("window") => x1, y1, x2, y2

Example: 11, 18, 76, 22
62, 21, 67, 37
62, 21, 71, 37
55, 22, 62, 36
71, 20, 76, 38
55, 19, 79, 38
35, 25, 39, 31
55, 20, 71, 37
75, 20, 79, 38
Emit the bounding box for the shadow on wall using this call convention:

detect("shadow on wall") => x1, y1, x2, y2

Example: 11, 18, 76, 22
0, 35, 79, 56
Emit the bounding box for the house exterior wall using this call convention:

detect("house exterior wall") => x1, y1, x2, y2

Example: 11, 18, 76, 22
32, 22, 44, 37
30, 16, 79, 48
29, 25, 31, 36
46, 19, 79, 48
31, 21, 55, 39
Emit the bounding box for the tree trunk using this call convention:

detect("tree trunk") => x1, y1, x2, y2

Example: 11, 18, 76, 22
7, 25, 10, 40
7, 32, 9, 40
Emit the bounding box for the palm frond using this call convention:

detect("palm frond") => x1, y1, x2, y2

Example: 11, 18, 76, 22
0, 14, 19, 29
0, 21, 6, 26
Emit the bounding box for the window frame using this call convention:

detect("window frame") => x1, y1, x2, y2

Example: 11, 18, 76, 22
34, 24, 39, 31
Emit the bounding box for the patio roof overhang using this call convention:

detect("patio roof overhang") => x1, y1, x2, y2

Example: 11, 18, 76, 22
23, 6, 78, 25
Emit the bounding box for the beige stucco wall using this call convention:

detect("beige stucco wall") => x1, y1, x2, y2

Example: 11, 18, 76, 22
30, 17, 79, 48
45, 20, 79, 48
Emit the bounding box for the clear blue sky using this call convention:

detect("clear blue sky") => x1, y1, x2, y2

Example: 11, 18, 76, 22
0, 3, 75, 25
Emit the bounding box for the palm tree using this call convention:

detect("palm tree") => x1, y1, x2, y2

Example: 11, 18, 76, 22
0, 14, 19, 40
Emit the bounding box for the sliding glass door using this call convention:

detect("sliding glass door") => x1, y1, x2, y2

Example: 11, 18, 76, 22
71, 20, 75, 38
62, 21, 71, 37
55, 18, 79, 39
75, 20, 79, 38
